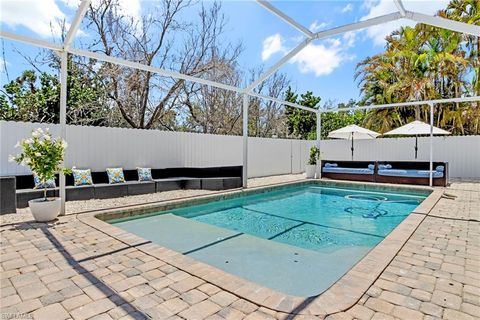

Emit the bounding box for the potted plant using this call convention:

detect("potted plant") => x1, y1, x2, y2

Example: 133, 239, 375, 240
9, 128, 70, 222
306, 146, 320, 179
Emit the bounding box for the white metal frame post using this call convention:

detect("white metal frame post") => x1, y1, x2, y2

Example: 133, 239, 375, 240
316, 111, 321, 150
242, 94, 249, 188
58, 0, 91, 215
316, 111, 321, 179
393, 0, 406, 17
59, 52, 68, 215
429, 103, 434, 187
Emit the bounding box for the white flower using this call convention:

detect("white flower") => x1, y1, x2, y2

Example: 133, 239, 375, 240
14, 141, 20, 148
45, 128, 50, 132
44, 135, 51, 141
32, 128, 43, 137
25, 138, 33, 144
35, 152, 41, 157
8, 155, 16, 163
62, 140, 68, 148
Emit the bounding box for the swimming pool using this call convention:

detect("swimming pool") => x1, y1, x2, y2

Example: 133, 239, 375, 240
111, 184, 428, 296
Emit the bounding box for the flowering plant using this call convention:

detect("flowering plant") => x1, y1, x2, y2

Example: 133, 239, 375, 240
308, 146, 320, 165
9, 128, 70, 201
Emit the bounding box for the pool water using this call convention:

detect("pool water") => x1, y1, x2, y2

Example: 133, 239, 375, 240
111, 185, 427, 296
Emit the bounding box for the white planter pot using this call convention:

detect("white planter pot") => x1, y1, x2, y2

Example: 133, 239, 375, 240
305, 165, 316, 179
28, 198, 61, 222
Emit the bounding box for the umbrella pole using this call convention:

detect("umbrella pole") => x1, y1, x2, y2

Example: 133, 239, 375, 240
429, 104, 434, 187
415, 135, 418, 159
351, 136, 354, 161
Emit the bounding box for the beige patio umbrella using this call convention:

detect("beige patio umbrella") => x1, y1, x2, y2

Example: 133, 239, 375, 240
383, 120, 450, 159
328, 125, 380, 160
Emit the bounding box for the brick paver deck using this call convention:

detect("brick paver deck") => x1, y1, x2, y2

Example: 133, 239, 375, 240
1, 181, 479, 320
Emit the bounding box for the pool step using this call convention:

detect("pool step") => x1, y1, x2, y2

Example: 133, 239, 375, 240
114, 213, 240, 254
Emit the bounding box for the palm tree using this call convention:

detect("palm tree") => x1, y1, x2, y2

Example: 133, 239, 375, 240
355, 1, 478, 135
441, 0, 479, 95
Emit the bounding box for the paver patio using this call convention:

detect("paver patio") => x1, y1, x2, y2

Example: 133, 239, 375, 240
1, 178, 479, 320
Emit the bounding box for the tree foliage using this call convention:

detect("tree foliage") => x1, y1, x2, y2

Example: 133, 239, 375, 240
84, 0, 242, 130
1, 62, 110, 126
320, 100, 366, 139
248, 70, 291, 137
355, 1, 479, 135
1, 70, 59, 123
284, 87, 320, 139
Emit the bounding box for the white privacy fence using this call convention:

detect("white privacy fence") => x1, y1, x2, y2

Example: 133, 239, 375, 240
1, 121, 479, 178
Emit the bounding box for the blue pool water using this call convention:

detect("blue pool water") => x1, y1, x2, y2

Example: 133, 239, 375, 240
111, 185, 427, 296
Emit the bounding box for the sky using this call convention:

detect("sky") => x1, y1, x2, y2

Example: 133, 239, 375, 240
0, 0, 450, 105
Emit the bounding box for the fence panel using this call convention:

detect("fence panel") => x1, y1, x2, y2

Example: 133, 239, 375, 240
1, 121, 479, 178
248, 137, 293, 177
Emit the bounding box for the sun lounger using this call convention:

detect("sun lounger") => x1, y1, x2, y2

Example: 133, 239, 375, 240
321, 161, 376, 182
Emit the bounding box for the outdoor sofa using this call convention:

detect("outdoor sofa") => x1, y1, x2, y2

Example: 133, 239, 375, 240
6, 166, 242, 209
321, 160, 448, 187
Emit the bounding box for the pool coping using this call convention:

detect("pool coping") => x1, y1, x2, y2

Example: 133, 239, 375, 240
78, 179, 444, 317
